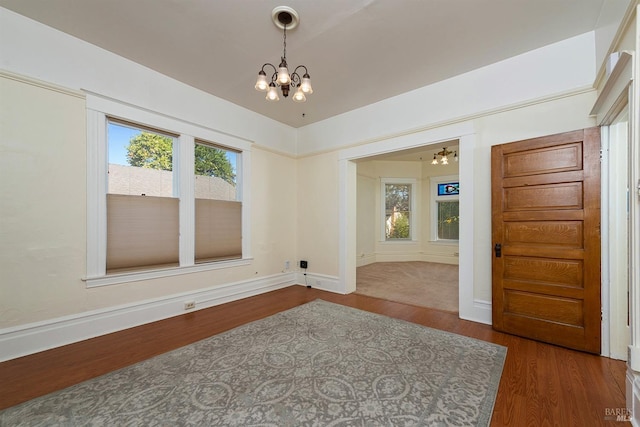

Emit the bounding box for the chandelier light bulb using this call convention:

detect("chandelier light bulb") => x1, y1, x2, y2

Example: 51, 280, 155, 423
441, 156, 449, 165
277, 64, 291, 85
431, 155, 438, 165
300, 74, 313, 94
292, 87, 306, 102
454, 152, 458, 162
255, 71, 269, 92
266, 83, 280, 101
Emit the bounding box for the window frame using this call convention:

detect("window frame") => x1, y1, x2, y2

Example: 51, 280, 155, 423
380, 178, 418, 242
430, 174, 460, 242
85, 94, 252, 287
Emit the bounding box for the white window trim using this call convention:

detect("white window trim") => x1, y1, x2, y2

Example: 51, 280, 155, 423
430, 174, 459, 242
84, 93, 252, 287
380, 178, 418, 242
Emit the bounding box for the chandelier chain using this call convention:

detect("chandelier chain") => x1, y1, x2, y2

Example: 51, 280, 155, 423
282, 24, 287, 60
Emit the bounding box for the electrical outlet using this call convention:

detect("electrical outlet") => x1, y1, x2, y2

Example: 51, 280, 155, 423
184, 301, 195, 310
300, 260, 308, 269
285, 260, 290, 270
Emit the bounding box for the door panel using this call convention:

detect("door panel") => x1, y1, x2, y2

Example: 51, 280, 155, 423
492, 128, 601, 354
503, 143, 582, 176
504, 221, 583, 247
504, 183, 583, 211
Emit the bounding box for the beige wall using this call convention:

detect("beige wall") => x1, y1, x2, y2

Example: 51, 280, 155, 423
0, 75, 87, 326
296, 151, 339, 275
0, 74, 298, 327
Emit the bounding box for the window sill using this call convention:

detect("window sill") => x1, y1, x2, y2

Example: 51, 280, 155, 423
84, 257, 253, 288
428, 240, 459, 245
379, 239, 419, 244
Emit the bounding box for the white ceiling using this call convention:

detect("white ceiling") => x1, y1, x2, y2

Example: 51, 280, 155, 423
1, 0, 606, 128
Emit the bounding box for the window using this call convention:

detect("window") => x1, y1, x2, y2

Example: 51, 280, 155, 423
86, 94, 252, 286
194, 142, 241, 263
381, 178, 417, 241
106, 120, 179, 273
431, 175, 459, 241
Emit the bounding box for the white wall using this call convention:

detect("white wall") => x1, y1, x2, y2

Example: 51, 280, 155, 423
355, 162, 376, 264
594, 0, 634, 80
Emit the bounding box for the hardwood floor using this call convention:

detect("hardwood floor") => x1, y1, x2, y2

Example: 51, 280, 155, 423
0, 286, 628, 425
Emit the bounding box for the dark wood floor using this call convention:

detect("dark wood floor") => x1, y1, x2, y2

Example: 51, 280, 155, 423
0, 286, 628, 425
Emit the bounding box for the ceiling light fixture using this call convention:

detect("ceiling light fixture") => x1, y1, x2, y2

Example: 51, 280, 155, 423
431, 147, 458, 165
254, 6, 313, 103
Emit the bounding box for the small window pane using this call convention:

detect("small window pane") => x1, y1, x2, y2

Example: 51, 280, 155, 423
438, 201, 459, 240
437, 182, 459, 196
385, 183, 411, 239
108, 122, 175, 196
194, 142, 237, 201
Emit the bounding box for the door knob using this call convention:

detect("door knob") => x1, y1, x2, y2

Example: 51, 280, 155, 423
494, 243, 502, 258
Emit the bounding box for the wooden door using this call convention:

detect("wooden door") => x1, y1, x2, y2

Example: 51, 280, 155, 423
491, 128, 601, 354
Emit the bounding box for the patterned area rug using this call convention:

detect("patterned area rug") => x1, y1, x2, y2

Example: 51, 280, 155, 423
1, 300, 506, 426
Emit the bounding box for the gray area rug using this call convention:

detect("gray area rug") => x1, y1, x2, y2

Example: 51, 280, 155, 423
1, 300, 506, 426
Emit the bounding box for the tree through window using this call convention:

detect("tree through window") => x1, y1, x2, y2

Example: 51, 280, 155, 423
384, 183, 412, 239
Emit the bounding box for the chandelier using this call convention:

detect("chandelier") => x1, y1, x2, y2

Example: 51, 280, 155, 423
254, 7, 313, 102
431, 147, 458, 165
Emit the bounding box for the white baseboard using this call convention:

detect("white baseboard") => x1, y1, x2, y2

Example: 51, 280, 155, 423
374, 253, 423, 263
355, 254, 459, 267
420, 254, 460, 265
297, 272, 342, 294
0, 273, 298, 362
356, 253, 376, 267
629, 368, 640, 425
459, 299, 492, 325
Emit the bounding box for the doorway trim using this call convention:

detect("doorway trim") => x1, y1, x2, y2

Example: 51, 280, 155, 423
337, 121, 491, 324
590, 50, 634, 361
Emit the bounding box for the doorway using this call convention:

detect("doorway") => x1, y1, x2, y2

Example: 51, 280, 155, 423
337, 122, 486, 323
352, 146, 460, 312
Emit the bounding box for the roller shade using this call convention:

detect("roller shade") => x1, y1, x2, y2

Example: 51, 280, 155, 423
195, 199, 242, 262
107, 194, 179, 272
